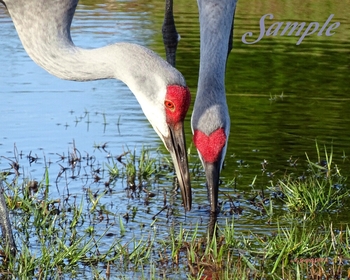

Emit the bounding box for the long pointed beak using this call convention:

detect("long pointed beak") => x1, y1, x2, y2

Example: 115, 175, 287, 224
163, 122, 192, 211
204, 160, 221, 213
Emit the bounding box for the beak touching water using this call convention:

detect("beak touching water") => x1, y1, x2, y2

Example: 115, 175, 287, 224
203, 158, 221, 213
163, 122, 192, 211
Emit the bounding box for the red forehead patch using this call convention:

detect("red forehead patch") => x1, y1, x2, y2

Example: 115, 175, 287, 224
193, 128, 226, 163
165, 85, 191, 125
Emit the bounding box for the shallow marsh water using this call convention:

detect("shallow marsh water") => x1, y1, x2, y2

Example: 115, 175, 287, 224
1, 0, 350, 278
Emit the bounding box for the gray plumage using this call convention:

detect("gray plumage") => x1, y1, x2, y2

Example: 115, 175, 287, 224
3, 0, 185, 88
0, 0, 193, 249
192, 0, 236, 138
191, 0, 237, 212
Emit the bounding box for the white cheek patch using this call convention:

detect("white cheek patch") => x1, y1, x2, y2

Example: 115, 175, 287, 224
136, 92, 169, 140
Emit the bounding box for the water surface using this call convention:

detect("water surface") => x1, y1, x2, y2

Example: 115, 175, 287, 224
1, 0, 350, 277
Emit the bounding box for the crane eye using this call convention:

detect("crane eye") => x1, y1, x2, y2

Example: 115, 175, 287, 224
164, 100, 175, 111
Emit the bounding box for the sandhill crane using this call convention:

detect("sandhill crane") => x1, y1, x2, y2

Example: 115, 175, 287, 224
0, 0, 197, 252
0, 0, 192, 210
163, 0, 237, 213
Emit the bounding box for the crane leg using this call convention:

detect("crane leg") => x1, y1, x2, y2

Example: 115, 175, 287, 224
162, 0, 178, 67
0, 180, 16, 255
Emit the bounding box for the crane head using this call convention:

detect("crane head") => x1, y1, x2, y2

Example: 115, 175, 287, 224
193, 127, 227, 213
139, 84, 192, 211
162, 85, 192, 211
191, 101, 230, 214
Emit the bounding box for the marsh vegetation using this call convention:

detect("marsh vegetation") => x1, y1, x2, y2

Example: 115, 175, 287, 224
0, 141, 349, 279
1, 0, 350, 278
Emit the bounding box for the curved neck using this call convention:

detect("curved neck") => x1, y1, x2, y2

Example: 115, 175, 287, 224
4, 0, 183, 94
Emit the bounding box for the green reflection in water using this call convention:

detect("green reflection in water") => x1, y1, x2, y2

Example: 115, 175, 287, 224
222, 2, 350, 194
61, 0, 350, 209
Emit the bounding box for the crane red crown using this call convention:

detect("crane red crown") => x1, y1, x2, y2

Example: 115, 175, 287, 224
193, 128, 226, 163
164, 85, 191, 126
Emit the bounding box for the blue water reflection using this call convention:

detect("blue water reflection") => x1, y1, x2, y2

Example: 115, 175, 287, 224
1, 1, 350, 277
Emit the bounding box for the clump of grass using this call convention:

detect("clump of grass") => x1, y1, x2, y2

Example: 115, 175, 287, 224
0, 175, 161, 278
157, 217, 266, 280
247, 221, 350, 276
2, 142, 350, 279
106, 147, 159, 190
155, 214, 350, 279
274, 144, 348, 217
